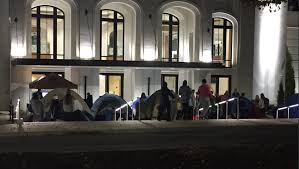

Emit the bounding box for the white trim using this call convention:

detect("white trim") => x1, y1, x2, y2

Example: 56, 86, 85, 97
212, 12, 239, 67
159, 1, 201, 62
94, 0, 143, 61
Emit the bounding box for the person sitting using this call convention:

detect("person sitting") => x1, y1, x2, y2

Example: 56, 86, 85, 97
49, 95, 62, 121
260, 93, 269, 114
30, 92, 44, 121
63, 89, 75, 119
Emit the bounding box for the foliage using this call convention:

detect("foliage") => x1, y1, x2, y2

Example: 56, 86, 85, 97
285, 48, 296, 98
277, 81, 285, 106
241, 0, 287, 11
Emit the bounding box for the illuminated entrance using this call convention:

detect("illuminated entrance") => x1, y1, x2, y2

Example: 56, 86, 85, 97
99, 73, 124, 97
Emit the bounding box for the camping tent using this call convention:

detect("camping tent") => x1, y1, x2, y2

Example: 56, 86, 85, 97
138, 90, 182, 120
91, 93, 132, 120
42, 88, 91, 115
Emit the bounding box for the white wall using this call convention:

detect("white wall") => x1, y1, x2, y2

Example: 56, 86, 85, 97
134, 69, 161, 99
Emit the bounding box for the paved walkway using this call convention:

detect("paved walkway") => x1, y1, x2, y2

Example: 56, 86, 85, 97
0, 111, 10, 125
0, 119, 297, 137
0, 119, 297, 152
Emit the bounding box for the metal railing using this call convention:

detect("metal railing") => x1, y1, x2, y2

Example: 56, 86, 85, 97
114, 101, 134, 121
276, 104, 299, 119
197, 97, 240, 120
14, 98, 23, 127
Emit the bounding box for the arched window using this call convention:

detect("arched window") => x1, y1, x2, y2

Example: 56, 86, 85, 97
100, 10, 124, 61
162, 13, 179, 62
212, 18, 233, 67
31, 6, 65, 59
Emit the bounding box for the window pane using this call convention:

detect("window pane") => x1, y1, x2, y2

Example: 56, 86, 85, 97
57, 18, 64, 59
162, 23, 169, 60
172, 24, 179, 62
226, 29, 233, 67
108, 75, 122, 96
40, 6, 54, 15
99, 75, 106, 96
214, 18, 224, 26
117, 13, 123, 19
172, 16, 179, 23
162, 14, 169, 21
57, 9, 64, 16
40, 18, 54, 59
101, 21, 114, 57
31, 17, 37, 59
226, 20, 232, 27
117, 22, 124, 59
32, 7, 37, 14
219, 77, 229, 96
101, 10, 114, 19
213, 28, 224, 61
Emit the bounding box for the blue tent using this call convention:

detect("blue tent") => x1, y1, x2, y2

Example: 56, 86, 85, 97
285, 94, 299, 118
91, 93, 133, 121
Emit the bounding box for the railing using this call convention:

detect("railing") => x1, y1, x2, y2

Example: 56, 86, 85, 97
276, 104, 299, 119
197, 97, 239, 120
114, 101, 134, 121
14, 98, 23, 127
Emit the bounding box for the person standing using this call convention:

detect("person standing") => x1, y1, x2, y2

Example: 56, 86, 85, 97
159, 82, 175, 121
197, 79, 212, 119
85, 92, 93, 108
189, 90, 196, 120
179, 80, 192, 120
232, 88, 240, 98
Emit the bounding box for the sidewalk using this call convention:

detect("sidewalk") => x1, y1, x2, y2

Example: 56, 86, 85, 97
0, 111, 10, 125
0, 119, 297, 137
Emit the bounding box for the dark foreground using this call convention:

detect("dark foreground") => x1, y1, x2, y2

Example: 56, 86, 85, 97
0, 119, 297, 169
0, 145, 296, 169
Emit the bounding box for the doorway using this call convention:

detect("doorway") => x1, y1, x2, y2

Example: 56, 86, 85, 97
161, 74, 178, 94
210, 75, 231, 96
99, 73, 124, 97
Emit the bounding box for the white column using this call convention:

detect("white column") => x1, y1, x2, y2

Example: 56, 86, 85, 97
253, 4, 287, 104
0, 0, 10, 111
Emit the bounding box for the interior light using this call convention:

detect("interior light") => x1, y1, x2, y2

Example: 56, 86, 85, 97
143, 47, 156, 61
80, 45, 93, 59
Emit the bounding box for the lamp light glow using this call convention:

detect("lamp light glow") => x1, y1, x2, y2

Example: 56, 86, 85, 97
143, 47, 156, 61
202, 50, 212, 63
80, 45, 93, 59
253, 3, 286, 104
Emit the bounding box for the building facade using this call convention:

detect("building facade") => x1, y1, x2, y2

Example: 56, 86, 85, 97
0, 0, 294, 111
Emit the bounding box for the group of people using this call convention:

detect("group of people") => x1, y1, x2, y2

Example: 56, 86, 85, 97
157, 79, 214, 121
253, 93, 270, 115
158, 78, 271, 121
29, 89, 77, 121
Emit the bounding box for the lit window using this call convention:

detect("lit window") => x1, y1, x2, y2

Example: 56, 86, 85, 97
161, 74, 178, 94
99, 74, 124, 97
31, 6, 65, 59
100, 10, 124, 61
162, 13, 179, 62
212, 18, 233, 67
